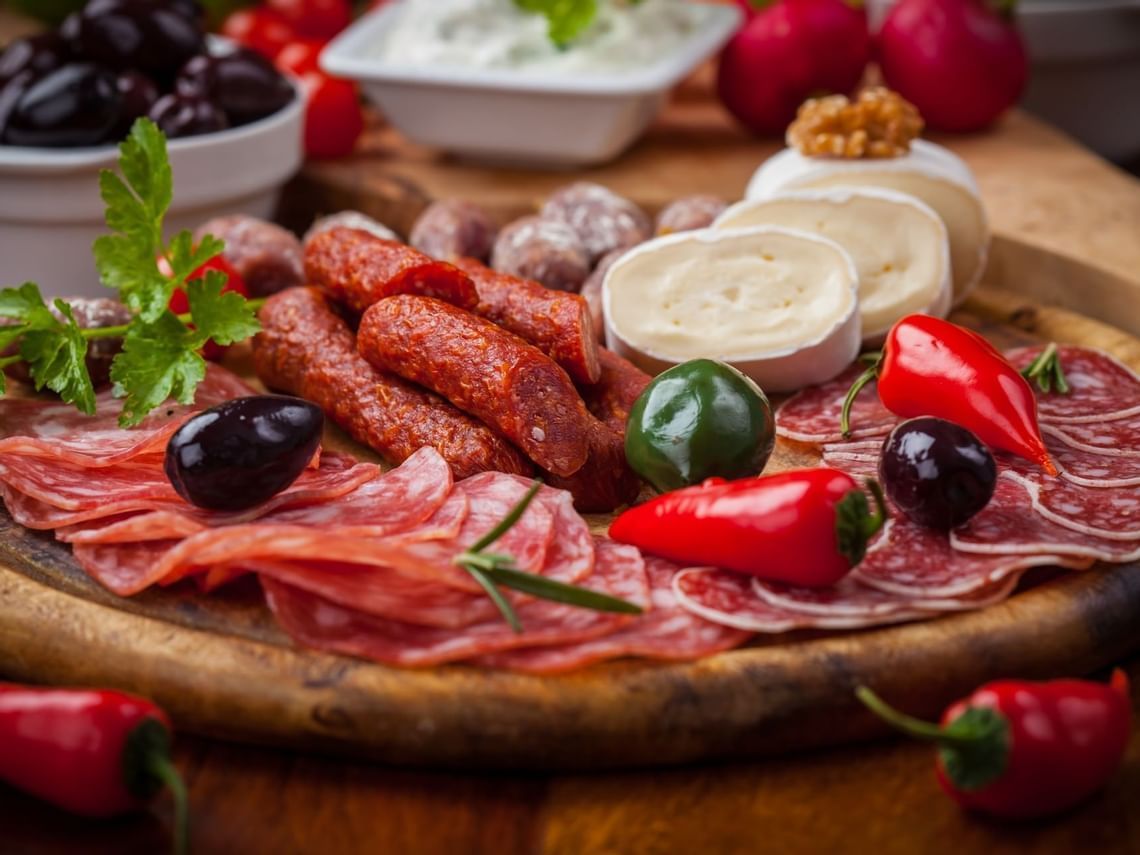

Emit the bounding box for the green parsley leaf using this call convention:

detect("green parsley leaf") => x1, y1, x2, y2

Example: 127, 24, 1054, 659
0, 281, 58, 328
514, 0, 598, 47
21, 301, 96, 415
109, 311, 206, 428
186, 270, 261, 347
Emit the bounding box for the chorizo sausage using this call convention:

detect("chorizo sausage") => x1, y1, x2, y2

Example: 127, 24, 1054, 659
304, 227, 479, 315
194, 215, 304, 297
544, 419, 642, 513
579, 348, 652, 436
252, 287, 532, 480
453, 257, 601, 385
357, 295, 592, 477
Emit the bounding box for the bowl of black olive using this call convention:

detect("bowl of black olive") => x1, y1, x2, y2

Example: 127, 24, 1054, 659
0, 0, 303, 297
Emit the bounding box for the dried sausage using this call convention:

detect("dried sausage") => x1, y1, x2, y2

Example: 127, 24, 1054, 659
544, 419, 642, 513
541, 182, 651, 262
253, 287, 532, 479
357, 295, 592, 477
491, 215, 590, 293
654, 195, 727, 236
579, 348, 652, 436
453, 257, 601, 385
194, 215, 303, 297
409, 199, 497, 262
304, 210, 400, 248
304, 227, 479, 315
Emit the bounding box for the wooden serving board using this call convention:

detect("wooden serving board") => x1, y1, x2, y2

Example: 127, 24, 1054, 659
1, 240, 1139, 770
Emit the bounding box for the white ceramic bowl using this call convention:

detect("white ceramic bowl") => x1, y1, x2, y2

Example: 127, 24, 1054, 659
0, 80, 304, 299
322, 2, 742, 168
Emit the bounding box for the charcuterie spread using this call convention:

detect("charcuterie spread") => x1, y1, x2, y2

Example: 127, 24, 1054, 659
0, 90, 1138, 681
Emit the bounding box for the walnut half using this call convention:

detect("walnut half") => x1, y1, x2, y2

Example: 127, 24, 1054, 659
787, 88, 924, 159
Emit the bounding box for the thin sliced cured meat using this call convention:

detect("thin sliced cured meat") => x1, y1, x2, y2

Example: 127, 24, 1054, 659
776, 365, 897, 444
262, 540, 650, 668
673, 568, 928, 632
752, 574, 1018, 617
0, 364, 254, 466
473, 556, 752, 673
819, 452, 878, 480
951, 475, 1140, 563
1006, 345, 1140, 424
1045, 414, 1140, 458
1002, 471, 1140, 542
1040, 430, 1140, 488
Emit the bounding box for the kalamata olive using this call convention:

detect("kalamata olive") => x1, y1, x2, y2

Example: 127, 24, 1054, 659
0, 71, 35, 142
70, 0, 205, 78
4, 64, 121, 148
112, 70, 159, 139
148, 93, 228, 138
175, 49, 293, 126
168, 0, 206, 25
165, 396, 324, 511
879, 416, 998, 529
0, 33, 70, 89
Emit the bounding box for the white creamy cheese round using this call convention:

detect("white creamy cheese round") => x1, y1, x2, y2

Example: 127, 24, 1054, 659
744, 140, 989, 306
602, 227, 861, 393
714, 188, 952, 344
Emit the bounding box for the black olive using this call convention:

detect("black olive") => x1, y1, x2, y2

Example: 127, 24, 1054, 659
878, 417, 998, 530
175, 49, 293, 126
165, 396, 324, 511
148, 92, 228, 138
4, 64, 122, 148
70, 0, 205, 79
168, 0, 206, 26
0, 71, 36, 143
112, 70, 160, 140
0, 33, 70, 89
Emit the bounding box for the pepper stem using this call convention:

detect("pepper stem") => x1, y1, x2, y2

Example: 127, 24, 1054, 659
148, 753, 190, 855
856, 686, 959, 743
123, 718, 190, 855
840, 354, 882, 438
1019, 342, 1070, 395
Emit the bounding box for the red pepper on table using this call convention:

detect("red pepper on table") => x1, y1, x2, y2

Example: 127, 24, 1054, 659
857, 670, 1132, 819
841, 314, 1057, 475
0, 683, 188, 854
609, 468, 888, 587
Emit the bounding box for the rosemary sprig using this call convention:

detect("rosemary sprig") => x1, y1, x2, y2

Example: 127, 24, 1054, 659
1020, 342, 1070, 395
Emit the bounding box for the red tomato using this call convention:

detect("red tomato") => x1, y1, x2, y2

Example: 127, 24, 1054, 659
266, 0, 352, 41
220, 8, 297, 60
166, 256, 249, 361
298, 71, 364, 159
275, 39, 326, 78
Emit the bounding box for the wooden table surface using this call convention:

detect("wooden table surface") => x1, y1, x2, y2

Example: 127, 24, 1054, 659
5, 8, 1140, 853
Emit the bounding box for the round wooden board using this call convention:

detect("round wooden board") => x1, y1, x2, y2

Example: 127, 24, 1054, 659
2, 241, 1139, 771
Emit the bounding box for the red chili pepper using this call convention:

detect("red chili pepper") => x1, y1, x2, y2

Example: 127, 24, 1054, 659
609, 468, 888, 587
842, 314, 1056, 475
857, 670, 1132, 819
0, 683, 188, 853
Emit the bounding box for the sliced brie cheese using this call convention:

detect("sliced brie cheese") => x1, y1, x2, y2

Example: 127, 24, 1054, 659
714, 188, 952, 343
602, 226, 860, 393
745, 140, 988, 306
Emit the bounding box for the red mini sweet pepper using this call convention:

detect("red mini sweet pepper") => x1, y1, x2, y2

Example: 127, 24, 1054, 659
842, 314, 1056, 474
0, 683, 188, 853
857, 670, 1132, 819
609, 468, 888, 587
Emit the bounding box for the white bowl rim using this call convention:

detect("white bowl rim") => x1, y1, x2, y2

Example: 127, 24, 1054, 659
321, 1, 743, 96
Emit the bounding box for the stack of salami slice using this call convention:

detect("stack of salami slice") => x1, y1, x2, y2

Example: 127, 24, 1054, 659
677, 345, 1140, 631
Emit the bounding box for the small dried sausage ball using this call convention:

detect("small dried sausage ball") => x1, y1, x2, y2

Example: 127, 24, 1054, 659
580, 247, 628, 344
195, 215, 303, 298
409, 198, 497, 262
655, 195, 728, 236
303, 210, 400, 250
491, 215, 590, 293
541, 182, 651, 263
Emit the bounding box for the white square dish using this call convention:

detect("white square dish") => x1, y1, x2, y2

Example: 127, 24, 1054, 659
321, 1, 743, 168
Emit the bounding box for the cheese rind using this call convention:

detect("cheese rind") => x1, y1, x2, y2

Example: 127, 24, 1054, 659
744, 140, 988, 305
715, 188, 952, 343
602, 226, 861, 393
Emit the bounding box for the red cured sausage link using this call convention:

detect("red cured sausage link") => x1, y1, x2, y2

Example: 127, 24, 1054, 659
453, 257, 601, 385
579, 348, 652, 436
304, 227, 479, 315
357, 295, 593, 478
545, 419, 642, 513
252, 287, 532, 480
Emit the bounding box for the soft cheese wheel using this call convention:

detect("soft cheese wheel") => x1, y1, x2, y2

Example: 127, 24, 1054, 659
714, 188, 952, 343
745, 140, 988, 305
602, 227, 860, 393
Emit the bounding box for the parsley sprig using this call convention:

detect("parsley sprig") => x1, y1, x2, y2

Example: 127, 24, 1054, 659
0, 119, 262, 427
513, 0, 599, 48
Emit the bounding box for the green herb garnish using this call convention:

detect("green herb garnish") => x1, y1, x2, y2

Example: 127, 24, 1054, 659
0, 119, 262, 426
514, 0, 600, 47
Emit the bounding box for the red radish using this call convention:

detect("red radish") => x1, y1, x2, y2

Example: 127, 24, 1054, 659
717, 0, 871, 137
877, 0, 1028, 132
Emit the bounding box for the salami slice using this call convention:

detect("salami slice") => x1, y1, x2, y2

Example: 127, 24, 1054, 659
751, 573, 1018, 617
473, 555, 751, 673
262, 540, 650, 668
1002, 471, 1140, 542
1006, 345, 1140, 424
1045, 414, 1140, 459
776, 365, 897, 444
673, 568, 928, 632
1040, 429, 1140, 488
951, 475, 1140, 563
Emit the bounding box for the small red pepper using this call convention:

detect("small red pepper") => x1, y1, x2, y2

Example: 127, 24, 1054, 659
0, 683, 188, 853
857, 670, 1132, 819
842, 315, 1056, 475
609, 468, 888, 587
